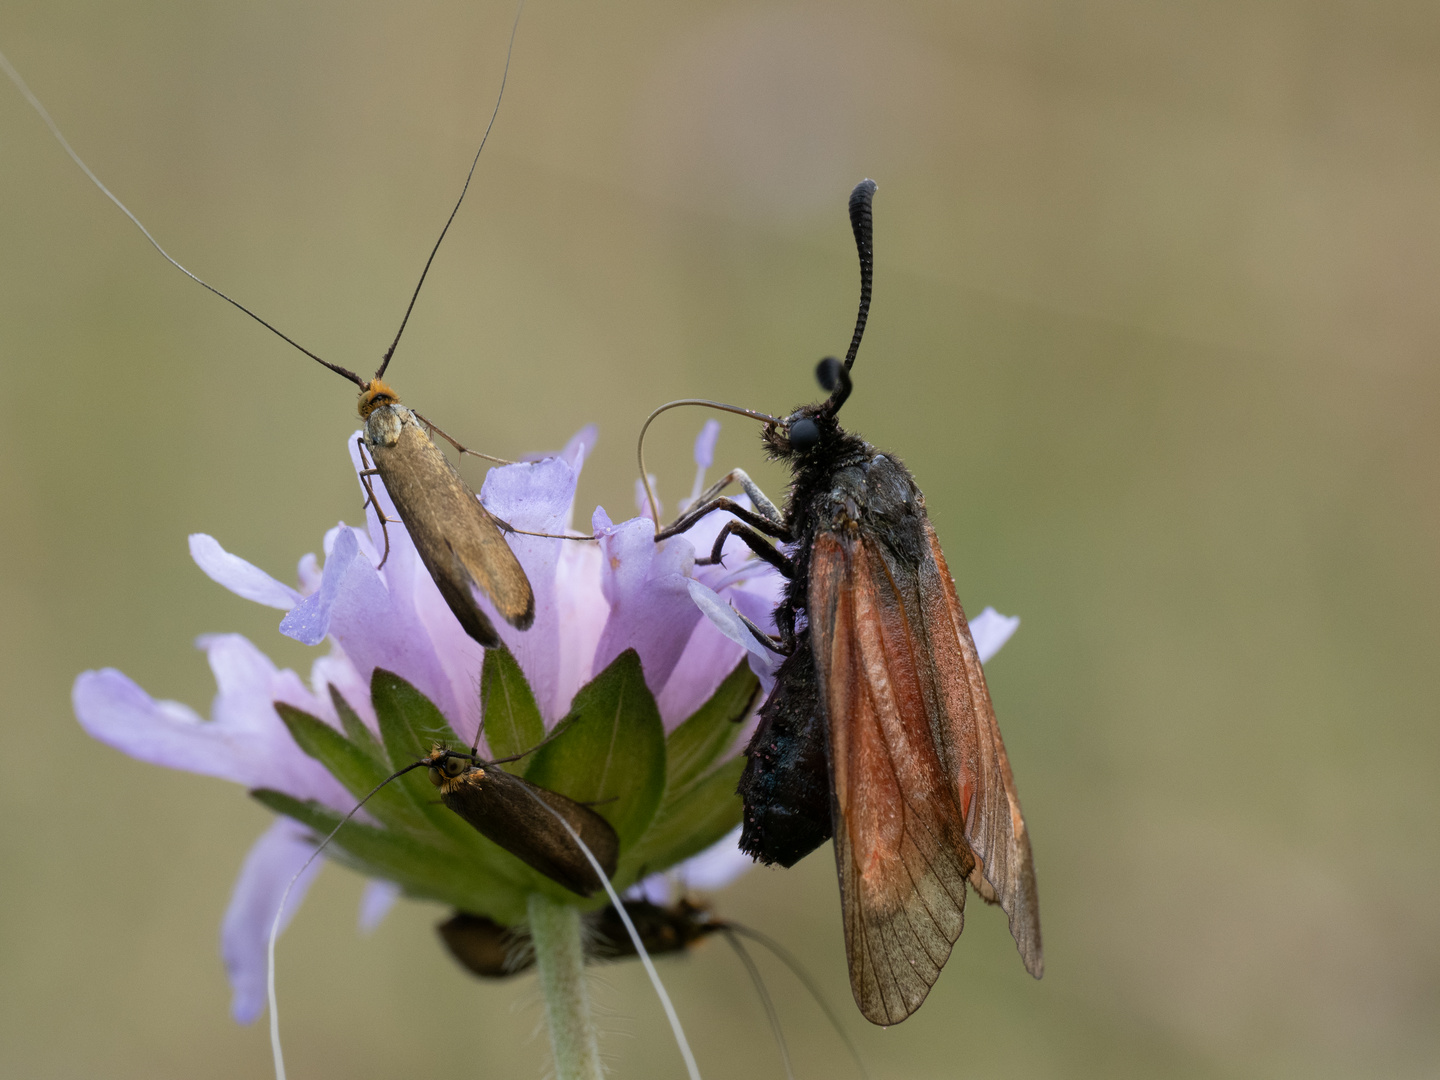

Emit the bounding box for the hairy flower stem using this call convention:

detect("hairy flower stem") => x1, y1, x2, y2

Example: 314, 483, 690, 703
528, 894, 603, 1080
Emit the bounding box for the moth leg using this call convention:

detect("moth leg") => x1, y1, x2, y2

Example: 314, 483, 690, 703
656, 498, 792, 545
488, 512, 596, 543
413, 410, 516, 466
677, 469, 784, 528
699, 520, 796, 577
735, 609, 792, 656
772, 600, 801, 652
355, 436, 396, 570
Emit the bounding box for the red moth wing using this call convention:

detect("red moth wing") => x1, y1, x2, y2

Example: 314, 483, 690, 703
811, 531, 973, 1025
918, 519, 1042, 978
811, 525, 1042, 1026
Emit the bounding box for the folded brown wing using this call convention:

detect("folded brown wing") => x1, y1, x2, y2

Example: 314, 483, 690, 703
811, 531, 973, 1025
919, 520, 1042, 978
372, 412, 535, 643
811, 525, 1042, 1026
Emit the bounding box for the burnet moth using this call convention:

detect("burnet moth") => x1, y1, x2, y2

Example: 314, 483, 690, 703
645, 180, 1042, 1024
0, 25, 535, 649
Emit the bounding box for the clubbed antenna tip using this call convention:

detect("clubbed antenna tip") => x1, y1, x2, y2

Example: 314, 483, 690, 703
844, 179, 876, 371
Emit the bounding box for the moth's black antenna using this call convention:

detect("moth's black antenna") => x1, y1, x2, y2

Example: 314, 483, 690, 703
843, 179, 876, 371
0, 47, 367, 391
717, 927, 795, 1080
374, 0, 526, 380
725, 922, 871, 1080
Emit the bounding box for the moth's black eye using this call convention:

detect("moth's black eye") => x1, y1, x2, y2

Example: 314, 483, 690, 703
816, 356, 843, 391
788, 417, 821, 450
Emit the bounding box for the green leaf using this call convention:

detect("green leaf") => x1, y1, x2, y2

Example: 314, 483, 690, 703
367, 669, 511, 846
273, 703, 423, 831
524, 649, 666, 849
618, 757, 745, 883
252, 789, 529, 924
327, 684, 383, 761
370, 668, 462, 768
479, 646, 544, 770
664, 661, 758, 793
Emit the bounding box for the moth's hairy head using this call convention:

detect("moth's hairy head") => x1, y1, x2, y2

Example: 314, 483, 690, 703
358, 377, 400, 419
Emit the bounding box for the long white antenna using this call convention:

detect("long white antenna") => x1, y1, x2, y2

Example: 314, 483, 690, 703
525, 794, 704, 1080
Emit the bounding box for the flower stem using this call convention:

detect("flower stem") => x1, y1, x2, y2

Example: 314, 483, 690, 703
527, 893, 603, 1080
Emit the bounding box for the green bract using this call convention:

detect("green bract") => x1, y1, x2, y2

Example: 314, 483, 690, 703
254, 647, 758, 925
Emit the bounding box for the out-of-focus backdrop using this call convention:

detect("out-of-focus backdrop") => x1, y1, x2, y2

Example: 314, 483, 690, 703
2, 2, 1437, 1077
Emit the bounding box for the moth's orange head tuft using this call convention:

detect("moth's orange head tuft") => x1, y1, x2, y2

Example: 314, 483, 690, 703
358, 378, 400, 418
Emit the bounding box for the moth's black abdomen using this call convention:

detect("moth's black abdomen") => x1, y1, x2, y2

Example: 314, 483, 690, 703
738, 635, 833, 867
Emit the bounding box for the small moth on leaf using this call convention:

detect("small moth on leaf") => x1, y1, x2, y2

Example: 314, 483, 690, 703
422, 743, 618, 897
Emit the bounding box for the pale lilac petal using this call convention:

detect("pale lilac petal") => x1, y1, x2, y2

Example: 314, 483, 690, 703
628, 874, 674, 905
221, 819, 324, 1025
189, 534, 301, 610
562, 424, 598, 469
279, 527, 364, 647
74, 668, 237, 779
654, 615, 747, 725
75, 634, 336, 802
635, 477, 659, 520
364, 507, 484, 743
673, 827, 753, 891
202, 635, 351, 804
969, 607, 1019, 664
357, 879, 401, 935
686, 578, 783, 693
550, 541, 608, 723
631, 826, 756, 901
684, 419, 723, 509
659, 547, 784, 724
308, 651, 378, 735
592, 514, 703, 704
296, 553, 322, 596
479, 455, 588, 725
281, 523, 464, 728
693, 419, 721, 472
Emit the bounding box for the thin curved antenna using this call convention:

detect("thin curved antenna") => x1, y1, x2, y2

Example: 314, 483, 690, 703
516, 789, 704, 1080
636, 399, 780, 530
717, 927, 794, 1080
374, 0, 526, 379
0, 47, 366, 390
263, 758, 431, 1080
725, 923, 870, 1080
843, 179, 876, 372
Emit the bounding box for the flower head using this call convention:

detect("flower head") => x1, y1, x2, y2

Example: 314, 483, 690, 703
72, 421, 1018, 1024
74, 424, 780, 1022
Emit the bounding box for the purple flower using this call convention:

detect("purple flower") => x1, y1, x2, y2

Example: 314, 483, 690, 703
71, 418, 1018, 1024
73, 424, 780, 1023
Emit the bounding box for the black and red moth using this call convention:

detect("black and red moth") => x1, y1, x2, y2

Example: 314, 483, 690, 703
655, 180, 1042, 1025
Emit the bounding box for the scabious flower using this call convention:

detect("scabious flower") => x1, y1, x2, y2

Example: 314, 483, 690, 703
73, 425, 778, 1022
71, 422, 1020, 1025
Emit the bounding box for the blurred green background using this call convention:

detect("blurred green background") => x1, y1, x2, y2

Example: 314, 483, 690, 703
2, 1, 1437, 1076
